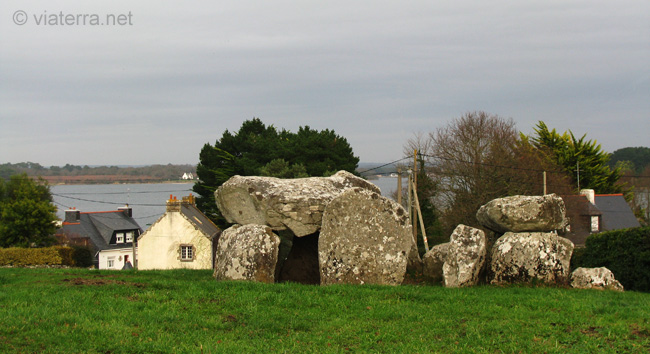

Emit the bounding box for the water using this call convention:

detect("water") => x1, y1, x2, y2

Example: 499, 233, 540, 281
50, 177, 402, 230
369, 176, 404, 199
51, 183, 194, 228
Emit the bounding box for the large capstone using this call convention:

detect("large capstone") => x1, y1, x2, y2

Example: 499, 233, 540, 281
443, 225, 487, 288
476, 194, 567, 233
571, 267, 624, 291
214, 224, 280, 283
319, 187, 412, 285
489, 232, 574, 285
215, 170, 380, 237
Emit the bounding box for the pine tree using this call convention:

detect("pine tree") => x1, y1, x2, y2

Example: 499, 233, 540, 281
193, 118, 359, 227
531, 121, 624, 194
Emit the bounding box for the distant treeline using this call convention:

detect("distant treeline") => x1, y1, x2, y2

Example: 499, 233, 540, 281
0, 162, 196, 184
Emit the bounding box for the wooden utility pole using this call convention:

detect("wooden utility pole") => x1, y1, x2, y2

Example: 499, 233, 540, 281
410, 177, 429, 253
396, 166, 402, 205
577, 161, 581, 192
412, 149, 418, 243
407, 172, 416, 245
543, 171, 547, 195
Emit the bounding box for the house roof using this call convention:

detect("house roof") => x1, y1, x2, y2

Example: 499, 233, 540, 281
58, 210, 142, 252
180, 203, 221, 239
140, 199, 220, 240
563, 195, 602, 217
594, 194, 641, 231
561, 194, 602, 246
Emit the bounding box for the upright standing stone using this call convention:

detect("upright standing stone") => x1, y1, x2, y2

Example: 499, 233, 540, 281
490, 232, 574, 285
422, 242, 449, 283
214, 224, 280, 283
319, 188, 412, 285
443, 225, 487, 288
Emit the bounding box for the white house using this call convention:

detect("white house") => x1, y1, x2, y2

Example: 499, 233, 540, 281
56, 206, 141, 269
137, 195, 220, 270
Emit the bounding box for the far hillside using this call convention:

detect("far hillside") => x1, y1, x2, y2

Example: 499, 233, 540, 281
0, 162, 197, 184
609, 147, 650, 174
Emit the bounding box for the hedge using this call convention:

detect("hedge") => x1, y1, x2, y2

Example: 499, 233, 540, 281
0, 246, 93, 267
571, 226, 650, 292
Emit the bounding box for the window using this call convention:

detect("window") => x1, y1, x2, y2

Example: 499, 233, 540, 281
180, 245, 194, 261
116, 233, 124, 244
126, 231, 134, 243
590, 216, 600, 233
107, 257, 115, 269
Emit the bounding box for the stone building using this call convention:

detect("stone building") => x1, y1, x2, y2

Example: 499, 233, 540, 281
137, 195, 220, 270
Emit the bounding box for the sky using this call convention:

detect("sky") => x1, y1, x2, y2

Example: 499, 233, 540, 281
1, 0, 648, 166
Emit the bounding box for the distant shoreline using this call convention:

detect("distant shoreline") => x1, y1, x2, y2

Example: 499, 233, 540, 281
42, 175, 195, 185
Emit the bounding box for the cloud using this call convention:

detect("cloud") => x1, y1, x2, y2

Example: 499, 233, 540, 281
1, 0, 648, 165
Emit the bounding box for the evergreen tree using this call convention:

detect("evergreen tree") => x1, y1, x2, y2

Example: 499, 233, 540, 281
193, 118, 359, 227
259, 159, 309, 179
0, 174, 57, 247
531, 121, 624, 194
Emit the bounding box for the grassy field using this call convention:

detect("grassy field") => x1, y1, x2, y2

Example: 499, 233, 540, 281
1, 268, 649, 353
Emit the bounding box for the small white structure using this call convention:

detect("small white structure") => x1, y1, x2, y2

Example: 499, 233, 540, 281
137, 195, 220, 270
181, 172, 194, 180
99, 248, 134, 270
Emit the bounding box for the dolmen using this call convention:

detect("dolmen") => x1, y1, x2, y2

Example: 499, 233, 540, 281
479, 194, 574, 285
213, 171, 418, 285
424, 194, 623, 290
215, 175, 624, 290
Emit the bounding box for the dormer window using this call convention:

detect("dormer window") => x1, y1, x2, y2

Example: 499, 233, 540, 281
590, 216, 600, 233
116, 233, 124, 244
126, 231, 134, 243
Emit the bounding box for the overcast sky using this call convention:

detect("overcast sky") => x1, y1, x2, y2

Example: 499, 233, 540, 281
1, 0, 648, 166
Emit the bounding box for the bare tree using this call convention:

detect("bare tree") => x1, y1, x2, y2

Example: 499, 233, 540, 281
423, 111, 572, 235
403, 131, 433, 160
427, 112, 518, 232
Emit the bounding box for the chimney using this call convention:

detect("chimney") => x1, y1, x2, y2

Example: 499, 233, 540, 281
65, 208, 80, 223
118, 204, 133, 217
166, 195, 181, 212
580, 189, 596, 204
181, 194, 195, 206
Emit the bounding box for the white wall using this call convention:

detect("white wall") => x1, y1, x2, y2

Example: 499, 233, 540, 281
137, 212, 213, 270
99, 248, 134, 270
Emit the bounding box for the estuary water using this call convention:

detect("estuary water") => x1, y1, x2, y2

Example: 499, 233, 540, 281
50, 177, 402, 231
51, 183, 194, 228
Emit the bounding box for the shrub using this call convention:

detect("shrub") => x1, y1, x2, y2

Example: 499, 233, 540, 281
572, 226, 650, 292
68, 246, 93, 267
0, 247, 63, 266
0, 246, 93, 267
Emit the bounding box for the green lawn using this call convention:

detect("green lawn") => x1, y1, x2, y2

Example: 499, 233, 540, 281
1, 268, 649, 353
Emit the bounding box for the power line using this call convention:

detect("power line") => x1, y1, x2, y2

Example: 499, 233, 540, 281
53, 188, 192, 196
418, 153, 650, 179
51, 193, 166, 207
52, 200, 73, 209
134, 212, 165, 220
358, 157, 411, 175
419, 153, 566, 174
